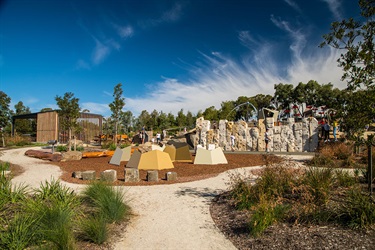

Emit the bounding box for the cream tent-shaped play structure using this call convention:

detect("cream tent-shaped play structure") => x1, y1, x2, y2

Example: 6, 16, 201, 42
109, 146, 132, 166
126, 149, 174, 170
163, 143, 192, 163
193, 147, 228, 165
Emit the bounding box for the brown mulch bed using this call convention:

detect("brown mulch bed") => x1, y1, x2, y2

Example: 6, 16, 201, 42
210, 192, 375, 249
48, 153, 266, 186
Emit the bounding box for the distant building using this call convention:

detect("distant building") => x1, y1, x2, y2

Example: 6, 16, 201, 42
11, 110, 102, 143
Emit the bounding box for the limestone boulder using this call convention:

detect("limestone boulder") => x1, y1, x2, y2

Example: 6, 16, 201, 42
61, 151, 82, 162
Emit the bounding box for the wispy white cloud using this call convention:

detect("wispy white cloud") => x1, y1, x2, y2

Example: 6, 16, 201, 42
284, 0, 302, 13
92, 39, 111, 65
139, 2, 185, 28
81, 102, 110, 115
117, 25, 134, 39
75, 59, 91, 70
321, 0, 343, 20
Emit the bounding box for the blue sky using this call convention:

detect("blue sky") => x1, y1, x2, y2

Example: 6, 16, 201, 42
0, 0, 361, 117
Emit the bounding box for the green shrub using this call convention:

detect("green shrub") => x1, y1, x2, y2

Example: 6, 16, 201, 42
228, 174, 257, 210
71, 145, 84, 151
0, 213, 39, 250
82, 181, 130, 223
56, 145, 67, 152
101, 142, 117, 151
338, 186, 375, 229
0, 165, 28, 207
309, 154, 335, 167
79, 214, 108, 244
334, 169, 357, 187
248, 195, 289, 237
303, 167, 334, 205
35, 203, 77, 250
33, 179, 78, 208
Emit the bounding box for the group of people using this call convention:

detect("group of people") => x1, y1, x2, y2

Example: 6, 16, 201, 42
320, 118, 339, 142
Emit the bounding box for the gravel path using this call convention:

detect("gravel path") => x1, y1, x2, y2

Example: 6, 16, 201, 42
0, 147, 312, 250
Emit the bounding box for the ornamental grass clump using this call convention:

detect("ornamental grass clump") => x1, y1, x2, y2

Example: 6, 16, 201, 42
82, 181, 130, 223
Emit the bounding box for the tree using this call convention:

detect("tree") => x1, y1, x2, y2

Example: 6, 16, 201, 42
176, 109, 187, 128
219, 101, 235, 120
137, 110, 151, 130
14, 101, 33, 135
55, 92, 81, 150
249, 94, 273, 110
186, 111, 195, 129
121, 110, 134, 133
203, 106, 219, 121
321, 0, 375, 90
273, 83, 294, 109
0, 91, 11, 147
149, 109, 159, 131
320, 0, 375, 135
109, 83, 125, 144
157, 111, 170, 130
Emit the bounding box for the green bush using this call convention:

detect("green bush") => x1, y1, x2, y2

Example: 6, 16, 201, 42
79, 214, 108, 244
338, 186, 375, 229
56, 145, 67, 152
303, 167, 334, 205
334, 169, 357, 187
228, 174, 256, 210
248, 195, 289, 237
309, 154, 335, 167
0, 213, 39, 250
33, 179, 79, 208
82, 181, 130, 223
34, 203, 77, 250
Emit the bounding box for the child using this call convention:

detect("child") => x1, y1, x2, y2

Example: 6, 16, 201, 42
264, 128, 270, 152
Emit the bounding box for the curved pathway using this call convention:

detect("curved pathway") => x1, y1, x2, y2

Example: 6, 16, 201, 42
0, 147, 312, 250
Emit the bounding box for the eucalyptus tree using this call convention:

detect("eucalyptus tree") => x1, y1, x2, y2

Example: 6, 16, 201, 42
121, 110, 134, 133
186, 111, 195, 129
109, 83, 125, 144
320, 0, 375, 136
55, 92, 81, 150
0, 91, 11, 146
157, 111, 170, 130
13, 101, 33, 135
176, 109, 187, 128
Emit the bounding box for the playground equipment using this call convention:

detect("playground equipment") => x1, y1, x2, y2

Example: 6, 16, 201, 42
109, 146, 132, 165
126, 150, 174, 170
193, 147, 227, 165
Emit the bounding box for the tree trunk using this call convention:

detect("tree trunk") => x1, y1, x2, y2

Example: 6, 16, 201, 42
68, 129, 72, 151
114, 123, 118, 145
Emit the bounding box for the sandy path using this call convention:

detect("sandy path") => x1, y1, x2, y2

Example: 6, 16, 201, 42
0, 147, 312, 250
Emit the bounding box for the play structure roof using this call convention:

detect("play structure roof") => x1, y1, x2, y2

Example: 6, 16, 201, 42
193, 147, 228, 165
126, 149, 174, 170
109, 146, 132, 165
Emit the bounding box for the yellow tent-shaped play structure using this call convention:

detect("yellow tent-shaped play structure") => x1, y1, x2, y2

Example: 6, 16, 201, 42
126, 149, 174, 170
193, 147, 228, 165
109, 146, 132, 166
163, 143, 192, 163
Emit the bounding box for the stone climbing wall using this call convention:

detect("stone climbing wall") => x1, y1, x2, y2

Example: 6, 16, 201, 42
195, 117, 319, 152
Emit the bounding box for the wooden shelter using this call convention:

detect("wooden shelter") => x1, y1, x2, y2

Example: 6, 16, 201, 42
11, 110, 102, 143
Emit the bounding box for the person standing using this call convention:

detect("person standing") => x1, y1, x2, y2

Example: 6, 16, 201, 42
333, 120, 338, 141
230, 134, 235, 152
324, 122, 330, 142
320, 118, 326, 139
156, 132, 161, 143
264, 128, 270, 152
